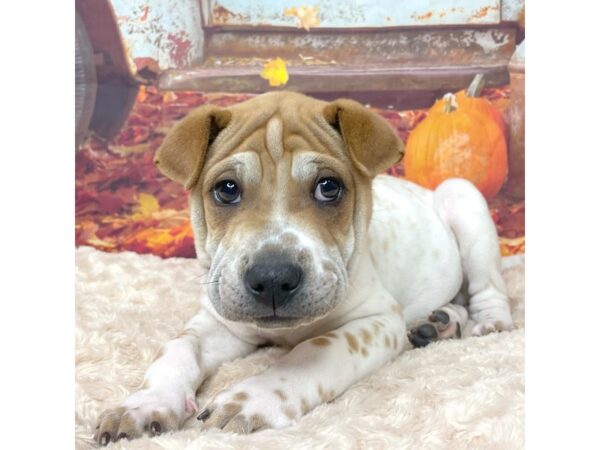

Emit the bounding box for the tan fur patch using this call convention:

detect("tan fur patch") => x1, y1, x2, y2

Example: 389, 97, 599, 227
324, 332, 337, 339
361, 347, 369, 357
384, 335, 391, 348
223, 403, 242, 416
311, 337, 331, 347
345, 332, 359, 353
233, 392, 248, 402
274, 389, 287, 401
301, 398, 310, 415
249, 414, 268, 431
283, 406, 297, 420
393, 335, 398, 350
318, 384, 336, 403
359, 328, 373, 345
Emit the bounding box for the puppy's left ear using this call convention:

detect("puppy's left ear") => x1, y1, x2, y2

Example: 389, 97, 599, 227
323, 99, 404, 178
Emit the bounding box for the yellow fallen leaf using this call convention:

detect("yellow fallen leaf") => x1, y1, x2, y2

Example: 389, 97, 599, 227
146, 230, 174, 250
163, 91, 178, 103
499, 236, 525, 256
87, 237, 116, 249
136, 85, 147, 103
134, 192, 160, 216
284, 5, 321, 31
260, 57, 289, 87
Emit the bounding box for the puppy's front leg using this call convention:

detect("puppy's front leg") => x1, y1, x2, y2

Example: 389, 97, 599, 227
201, 312, 406, 433
94, 308, 255, 445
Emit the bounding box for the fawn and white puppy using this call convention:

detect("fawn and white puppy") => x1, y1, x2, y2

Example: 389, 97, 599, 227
94, 91, 512, 445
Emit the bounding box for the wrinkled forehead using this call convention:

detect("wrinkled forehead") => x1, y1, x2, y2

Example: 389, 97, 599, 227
203, 112, 352, 185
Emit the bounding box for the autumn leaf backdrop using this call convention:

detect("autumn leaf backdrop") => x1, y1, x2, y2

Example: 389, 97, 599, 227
76, 86, 524, 259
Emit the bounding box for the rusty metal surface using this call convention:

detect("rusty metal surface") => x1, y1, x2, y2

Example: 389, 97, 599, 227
159, 64, 508, 95
501, 0, 525, 22
207, 28, 515, 67
110, 0, 204, 75
160, 24, 514, 97
202, 0, 503, 28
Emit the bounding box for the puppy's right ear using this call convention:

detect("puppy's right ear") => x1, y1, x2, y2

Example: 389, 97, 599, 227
154, 105, 231, 190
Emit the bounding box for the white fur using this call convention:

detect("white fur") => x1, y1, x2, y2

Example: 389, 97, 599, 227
91, 176, 514, 443
76, 246, 524, 448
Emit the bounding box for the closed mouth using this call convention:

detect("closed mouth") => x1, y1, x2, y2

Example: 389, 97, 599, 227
251, 314, 301, 328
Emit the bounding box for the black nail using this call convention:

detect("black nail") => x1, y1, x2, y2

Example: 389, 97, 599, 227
150, 421, 161, 436
100, 432, 111, 446
197, 409, 210, 421
431, 310, 450, 325
117, 432, 128, 441
456, 322, 462, 338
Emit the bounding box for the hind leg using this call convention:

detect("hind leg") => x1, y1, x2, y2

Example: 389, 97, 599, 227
408, 303, 469, 348
433, 179, 513, 336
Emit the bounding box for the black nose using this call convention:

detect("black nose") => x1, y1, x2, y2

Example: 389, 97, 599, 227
244, 257, 303, 309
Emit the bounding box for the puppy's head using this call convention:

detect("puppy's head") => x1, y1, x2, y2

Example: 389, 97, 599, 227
155, 92, 403, 328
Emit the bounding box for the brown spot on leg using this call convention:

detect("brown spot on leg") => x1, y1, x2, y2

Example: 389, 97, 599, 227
222, 415, 252, 434
384, 335, 391, 348
344, 332, 359, 353
274, 389, 287, 401
233, 392, 248, 402
393, 335, 398, 350
310, 337, 331, 347
283, 406, 297, 420
249, 414, 268, 431
359, 328, 373, 345
317, 384, 327, 402
204, 402, 242, 429
317, 385, 335, 402
300, 398, 310, 415
361, 347, 369, 357
324, 332, 337, 339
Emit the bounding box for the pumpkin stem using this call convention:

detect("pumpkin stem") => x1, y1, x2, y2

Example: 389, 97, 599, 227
466, 73, 486, 97
443, 93, 458, 113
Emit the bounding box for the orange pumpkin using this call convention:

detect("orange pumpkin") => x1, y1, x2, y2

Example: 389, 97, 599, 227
430, 91, 507, 138
404, 93, 508, 200
430, 74, 507, 138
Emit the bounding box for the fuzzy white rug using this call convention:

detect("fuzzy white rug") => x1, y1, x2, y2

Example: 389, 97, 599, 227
75, 246, 524, 449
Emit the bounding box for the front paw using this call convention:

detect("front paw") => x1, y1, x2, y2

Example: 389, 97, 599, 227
93, 388, 194, 445
198, 376, 299, 434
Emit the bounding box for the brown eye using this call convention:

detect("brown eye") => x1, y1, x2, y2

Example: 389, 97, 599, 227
314, 177, 343, 203
213, 180, 241, 205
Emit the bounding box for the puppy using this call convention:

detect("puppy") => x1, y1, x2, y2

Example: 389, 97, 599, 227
94, 91, 512, 444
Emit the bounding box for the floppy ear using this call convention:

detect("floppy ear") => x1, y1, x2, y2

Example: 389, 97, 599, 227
323, 99, 404, 178
154, 105, 232, 189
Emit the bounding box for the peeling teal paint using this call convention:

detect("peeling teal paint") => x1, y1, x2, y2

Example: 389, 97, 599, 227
204, 0, 504, 28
